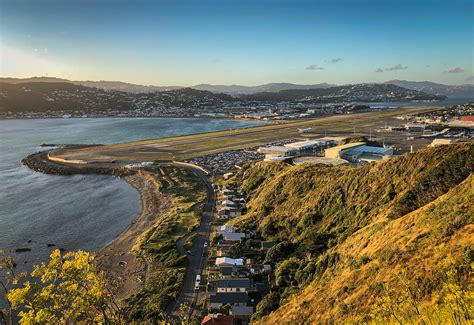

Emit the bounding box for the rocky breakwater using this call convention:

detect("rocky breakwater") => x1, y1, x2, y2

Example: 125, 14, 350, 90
22, 148, 136, 177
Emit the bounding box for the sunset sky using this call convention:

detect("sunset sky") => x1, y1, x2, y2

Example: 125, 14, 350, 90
1, 0, 473, 86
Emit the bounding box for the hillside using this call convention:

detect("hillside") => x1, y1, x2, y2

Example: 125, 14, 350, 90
241, 83, 446, 102
384, 80, 474, 98
230, 143, 473, 323
0, 82, 234, 114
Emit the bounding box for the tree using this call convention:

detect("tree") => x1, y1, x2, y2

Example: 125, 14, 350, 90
6, 249, 122, 324
1, 249, 20, 324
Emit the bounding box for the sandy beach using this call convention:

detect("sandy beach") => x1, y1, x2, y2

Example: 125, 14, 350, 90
95, 171, 171, 301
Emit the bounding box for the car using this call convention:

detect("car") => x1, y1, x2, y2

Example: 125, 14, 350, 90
186, 250, 192, 255
203, 242, 208, 248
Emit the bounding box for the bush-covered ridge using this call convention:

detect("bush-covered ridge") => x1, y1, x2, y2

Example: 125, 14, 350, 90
231, 143, 473, 323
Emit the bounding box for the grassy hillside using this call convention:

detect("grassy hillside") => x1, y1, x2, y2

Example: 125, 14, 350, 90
230, 143, 473, 323
124, 166, 206, 321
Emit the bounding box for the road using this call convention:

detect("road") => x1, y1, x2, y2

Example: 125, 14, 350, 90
166, 165, 215, 320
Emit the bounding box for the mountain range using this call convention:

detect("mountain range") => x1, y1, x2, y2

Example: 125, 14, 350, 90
1, 77, 472, 97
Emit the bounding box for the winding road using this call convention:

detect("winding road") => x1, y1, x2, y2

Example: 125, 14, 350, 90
166, 166, 215, 320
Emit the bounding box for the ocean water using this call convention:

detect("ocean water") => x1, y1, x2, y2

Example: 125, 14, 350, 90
358, 96, 474, 108
0, 117, 262, 271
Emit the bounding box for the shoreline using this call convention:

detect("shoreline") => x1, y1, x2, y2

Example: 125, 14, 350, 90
21, 150, 171, 301
95, 171, 171, 301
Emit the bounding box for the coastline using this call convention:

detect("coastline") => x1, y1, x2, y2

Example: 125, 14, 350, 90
21, 150, 171, 301
95, 172, 171, 301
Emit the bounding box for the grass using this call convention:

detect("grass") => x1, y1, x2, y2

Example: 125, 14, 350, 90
55, 106, 441, 162
124, 165, 207, 322
228, 143, 474, 323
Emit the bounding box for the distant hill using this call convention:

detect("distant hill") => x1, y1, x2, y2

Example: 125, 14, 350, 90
241, 83, 446, 102
192, 82, 336, 95
0, 81, 447, 114
0, 77, 182, 93
0, 82, 234, 113
2, 77, 471, 97
384, 79, 474, 97
231, 143, 474, 323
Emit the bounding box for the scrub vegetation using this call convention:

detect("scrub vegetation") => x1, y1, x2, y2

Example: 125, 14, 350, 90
124, 166, 206, 321
229, 143, 473, 323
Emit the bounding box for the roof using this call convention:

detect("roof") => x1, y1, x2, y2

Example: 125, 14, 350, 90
210, 292, 248, 304
345, 145, 393, 155
258, 146, 296, 153
219, 266, 233, 275
222, 200, 236, 206
201, 314, 234, 325
216, 225, 234, 233
325, 142, 366, 152
223, 233, 245, 241
284, 140, 323, 149
231, 306, 254, 316
217, 278, 251, 288
216, 257, 244, 266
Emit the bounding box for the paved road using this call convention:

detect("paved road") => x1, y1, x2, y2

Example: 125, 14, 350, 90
166, 165, 215, 321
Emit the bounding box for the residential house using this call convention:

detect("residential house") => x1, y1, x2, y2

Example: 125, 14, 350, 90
216, 257, 244, 267
209, 293, 249, 309
201, 314, 234, 325
216, 278, 252, 293
216, 225, 234, 235
223, 232, 245, 243
230, 306, 254, 325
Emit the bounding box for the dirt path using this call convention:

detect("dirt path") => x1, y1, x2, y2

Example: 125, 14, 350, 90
95, 171, 171, 301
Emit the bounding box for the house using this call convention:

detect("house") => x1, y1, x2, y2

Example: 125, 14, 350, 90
216, 257, 244, 267
222, 200, 237, 208
209, 293, 249, 308
223, 232, 245, 242
216, 225, 234, 234
216, 278, 252, 293
201, 314, 234, 325
219, 266, 235, 277
230, 306, 254, 325
219, 207, 242, 218
249, 264, 272, 274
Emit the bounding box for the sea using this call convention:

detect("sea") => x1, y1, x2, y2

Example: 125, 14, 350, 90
0, 117, 262, 272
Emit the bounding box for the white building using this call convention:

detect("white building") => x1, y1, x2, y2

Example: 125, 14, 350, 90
216, 257, 244, 267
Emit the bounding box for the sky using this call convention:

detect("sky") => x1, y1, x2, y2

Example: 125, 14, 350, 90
0, 0, 473, 86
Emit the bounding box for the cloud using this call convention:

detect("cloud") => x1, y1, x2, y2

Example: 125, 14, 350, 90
385, 64, 408, 71
445, 67, 464, 74
305, 64, 323, 71
465, 76, 474, 83
374, 64, 408, 73
327, 57, 343, 64
211, 57, 221, 64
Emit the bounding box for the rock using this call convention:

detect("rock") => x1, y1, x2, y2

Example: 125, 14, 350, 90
15, 248, 31, 253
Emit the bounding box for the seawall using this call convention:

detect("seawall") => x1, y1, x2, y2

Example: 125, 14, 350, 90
21, 150, 136, 177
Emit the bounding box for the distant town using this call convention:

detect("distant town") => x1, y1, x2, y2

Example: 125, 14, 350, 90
0, 80, 450, 120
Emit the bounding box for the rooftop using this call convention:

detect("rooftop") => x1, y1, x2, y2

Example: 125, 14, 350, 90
217, 278, 251, 288
210, 292, 249, 304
